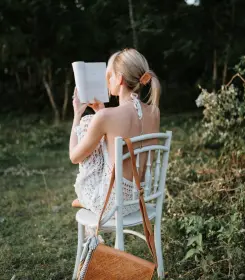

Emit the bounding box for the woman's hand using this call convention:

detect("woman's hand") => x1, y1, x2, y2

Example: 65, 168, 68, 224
88, 98, 105, 113
72, 88, 88, 117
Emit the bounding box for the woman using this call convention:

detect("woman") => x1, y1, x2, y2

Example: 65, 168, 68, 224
69, 48, 160, 217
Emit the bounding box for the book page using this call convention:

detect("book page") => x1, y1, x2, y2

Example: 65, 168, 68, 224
85, 62, 109, 103
72, 61, 87, 102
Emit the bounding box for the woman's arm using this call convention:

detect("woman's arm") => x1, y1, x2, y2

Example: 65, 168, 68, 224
69, 114, 82, 156
69, 88, 88, 158
69, 109, 107, 164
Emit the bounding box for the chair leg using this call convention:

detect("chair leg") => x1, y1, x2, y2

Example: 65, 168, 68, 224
115, 229, 124, 250
115, 235, 118, 249
72, 223, 85, 280
154, 222, 164, 279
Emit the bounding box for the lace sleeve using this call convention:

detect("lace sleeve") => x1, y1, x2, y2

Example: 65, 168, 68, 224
74, 114, 94, 142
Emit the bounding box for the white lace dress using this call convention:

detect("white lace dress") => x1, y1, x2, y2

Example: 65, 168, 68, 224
74, 95, 144, 217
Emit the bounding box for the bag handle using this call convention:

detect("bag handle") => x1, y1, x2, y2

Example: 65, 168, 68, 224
96, 138, 158, 267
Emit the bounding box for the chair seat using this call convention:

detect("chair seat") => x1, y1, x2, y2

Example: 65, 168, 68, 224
75, 204, 156, 230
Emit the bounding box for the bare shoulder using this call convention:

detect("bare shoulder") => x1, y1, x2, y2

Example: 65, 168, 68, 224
83, 108, 111, 127
97, 106, 127, 117
146, 104, 160, 130
144, 104, 160, 119
94, 104, 160, 124
151, 105, 160, 118
92, 107, 117, 126
95, 107, 117, 118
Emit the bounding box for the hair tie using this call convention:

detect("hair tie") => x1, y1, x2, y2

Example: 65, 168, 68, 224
139, 72, 152, 85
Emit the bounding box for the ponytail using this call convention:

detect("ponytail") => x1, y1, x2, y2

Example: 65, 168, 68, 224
147, 70, 161, 107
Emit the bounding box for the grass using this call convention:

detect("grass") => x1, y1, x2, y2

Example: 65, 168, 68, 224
0, 118, 77, 279
1, 113, 244, 280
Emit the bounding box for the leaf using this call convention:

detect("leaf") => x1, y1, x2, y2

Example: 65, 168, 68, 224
197, 233, 203, 247
183, 248, 199, 260
187, 235, 198, 247
187, 233, 202, 247
200, 258, 208, 272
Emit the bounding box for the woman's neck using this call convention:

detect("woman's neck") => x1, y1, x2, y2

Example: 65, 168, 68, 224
118, 87, 133, 106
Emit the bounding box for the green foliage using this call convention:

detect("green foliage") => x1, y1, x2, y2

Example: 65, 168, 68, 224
160, 112, 245, 279
195, 56, 245, 162
195, 84, 245, 155
157, 57, 245, 278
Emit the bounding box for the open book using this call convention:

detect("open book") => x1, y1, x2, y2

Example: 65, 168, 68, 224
72, 61, 109, 103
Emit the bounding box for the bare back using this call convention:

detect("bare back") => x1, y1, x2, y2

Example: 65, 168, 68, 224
104, 102, 160, 181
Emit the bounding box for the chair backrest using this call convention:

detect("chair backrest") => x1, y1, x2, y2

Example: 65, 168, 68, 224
115, 132, 172, 213
99, 131, 172, 229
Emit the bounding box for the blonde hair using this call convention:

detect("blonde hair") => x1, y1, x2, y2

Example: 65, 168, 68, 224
107, 48, 161, 107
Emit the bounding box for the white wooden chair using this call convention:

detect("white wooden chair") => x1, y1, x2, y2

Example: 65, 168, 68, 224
72, 132, 172, 280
